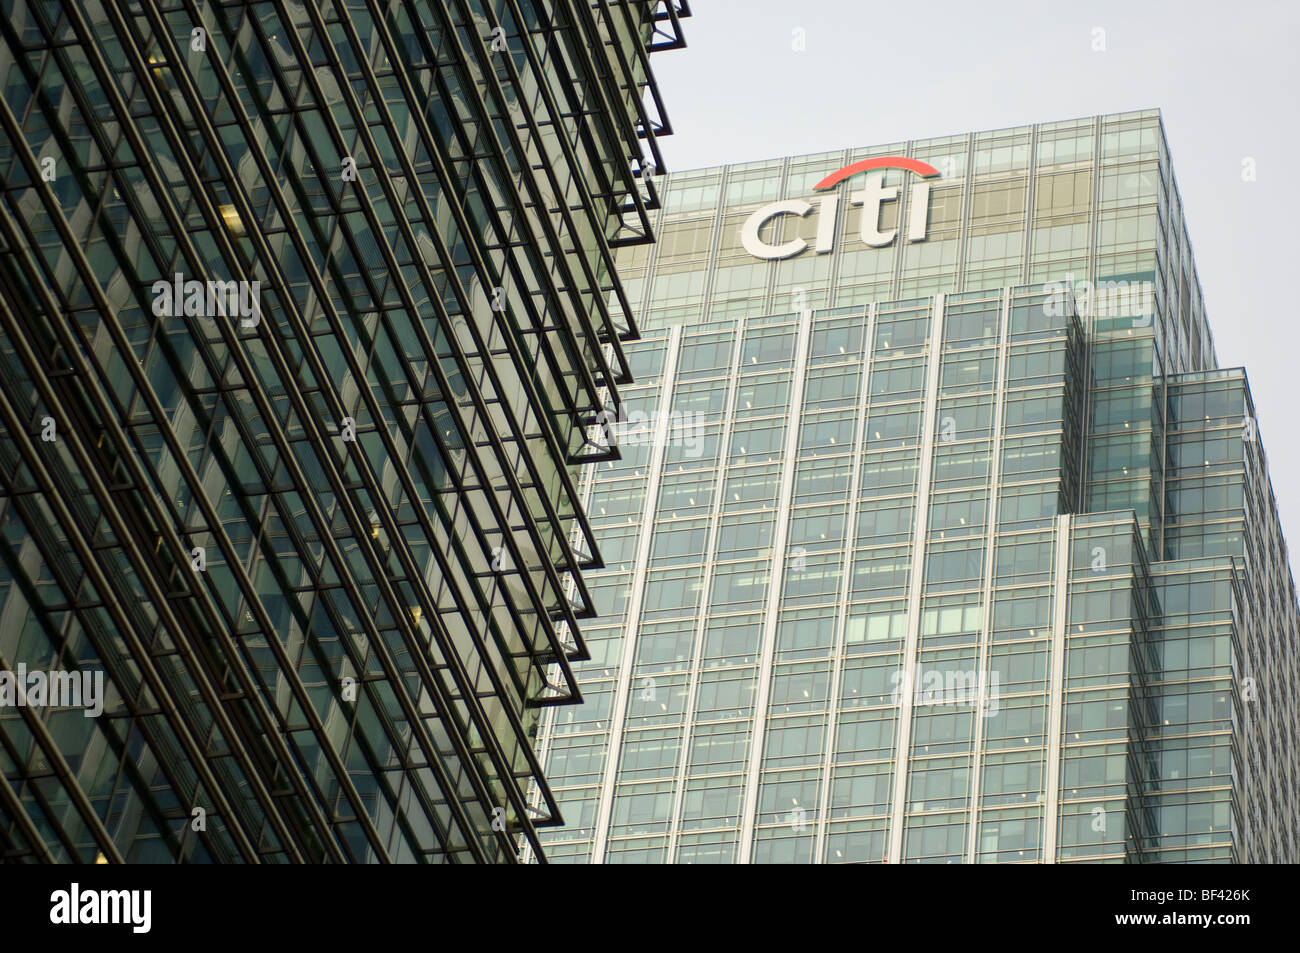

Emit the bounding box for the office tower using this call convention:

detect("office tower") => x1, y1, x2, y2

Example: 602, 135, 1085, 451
532, 110, 1300, 863
0, 0, 687, 862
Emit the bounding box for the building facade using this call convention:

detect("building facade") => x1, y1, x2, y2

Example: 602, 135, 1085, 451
0, 0, 686, 862
530, 110, 1300, 863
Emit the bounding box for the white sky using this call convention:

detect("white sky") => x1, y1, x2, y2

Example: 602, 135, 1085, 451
652, 0, 1300, 575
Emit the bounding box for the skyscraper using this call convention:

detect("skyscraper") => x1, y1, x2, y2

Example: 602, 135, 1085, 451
531, 110, 1300, 863
0, 0, 687, 863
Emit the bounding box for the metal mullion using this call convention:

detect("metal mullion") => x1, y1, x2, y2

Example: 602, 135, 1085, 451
133, 235, 497, 864
0, 506, 235, 863
0, 648, 125, 864
0, 762, 58, 863
440, 114, 619, 438
0, 693, 81, 863
9, 159, 354, 873
648, 0, 691, 50
510, 0, 638, 233
282, 525, 461, 857
589, 321, 684, 862
955, 132, 976, 293
0, 294, 320, 864
506, 0, 649, 347
520, 2, 650, 347
215, 457, 439, 858
536, 2, 657, 255
0, 819, 18, 861
137, 287, 480, 856
1043, 512, 1072, 862
521, 361, 615, 858
1078, 117, 1103, 506
303, 1, 604, 606
1021, 125, 1039, 284
521, 0, 654, 256
813, 303, 877, 863
490, 0, 645, 377
612, 1, 677, 142
364, 95, 609, 620
888, 140, 914, 300
307, 284, 559, 722
207, 403, 495, 862
885, 292, 947, 864
0, 340, 192, 870
737, 309, 814, 863
287, 209, 560, 706
594, 0, 670, 173
302, 2, 602, 651
367, 370, 536, 713
665, 317, 745, 861
148, 2, 544, 863
261, 1, 591, 717
0, 229, 276, 868
142, 320, 445, 858
964, 286, 1012, 864
138, 187, 526, 867
288, 226, 565, 682
296, 654, 432, 859
380, 318, 568, 692
438, 0, 632, 403
0, 413, 258, 869
20, 1, 496, 863
369, 12, 617, 582
574, 0, 666, 200
8, 19, 363, 863
579, 0, 652, 165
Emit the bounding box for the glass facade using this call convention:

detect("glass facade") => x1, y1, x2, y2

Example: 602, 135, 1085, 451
531, 110, 1300, 863
0, 0, 687, 862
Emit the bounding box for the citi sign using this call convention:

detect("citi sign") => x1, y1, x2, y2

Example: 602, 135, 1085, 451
740, 156, 939, 261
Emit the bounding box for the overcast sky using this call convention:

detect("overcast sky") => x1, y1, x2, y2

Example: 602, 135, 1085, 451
652, 0, 1300, 574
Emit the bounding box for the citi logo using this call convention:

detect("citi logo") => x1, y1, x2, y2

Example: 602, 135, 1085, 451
740, 156, 940, 261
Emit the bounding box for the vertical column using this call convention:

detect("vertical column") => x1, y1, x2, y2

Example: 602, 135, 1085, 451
888, 140, 916, 300
1042, 511, 1072, 862
522, 361, 608, 865
885, 292, 946, 864
665, 318, 745, 859
1087, 115, 1104, 319
813, 303, 876, 863
633, 192, 664, 329
590, 323, 684, 862
1155, 374, 1169, 559
964, 286, 1012, 863
736, 309, 813, 863
698, 167, 730, 325
1078, 116, 1104, 502
761, 159, 793, 317
825, 148, 853, 309
1020, 123, 1039, 283
954, 133, 976, 294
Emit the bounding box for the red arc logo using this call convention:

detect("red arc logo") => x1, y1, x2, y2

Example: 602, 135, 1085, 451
813, 157, 941, 191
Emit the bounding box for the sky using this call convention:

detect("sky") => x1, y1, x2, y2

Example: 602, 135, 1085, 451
651, 0, 1300, 573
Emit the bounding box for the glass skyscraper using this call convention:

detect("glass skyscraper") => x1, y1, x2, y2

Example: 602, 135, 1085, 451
530, 110, 1300, 863
0, 0, 686, 862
